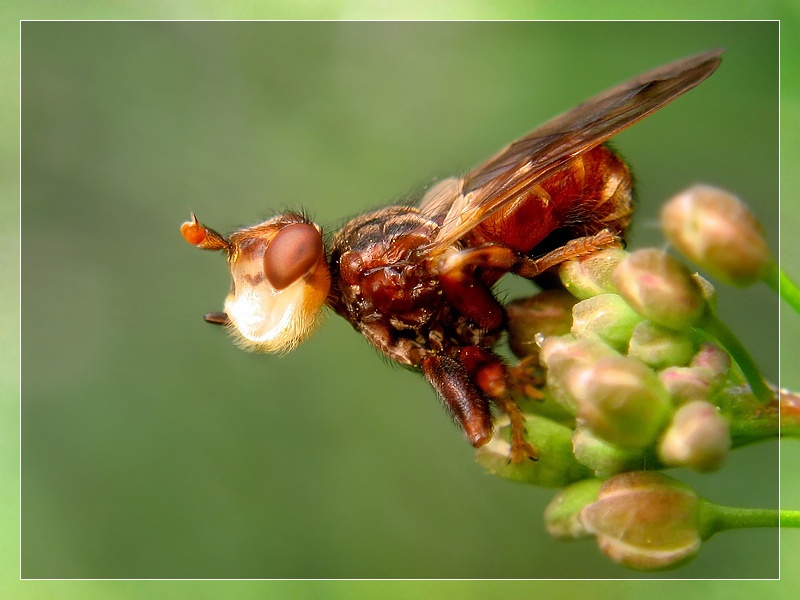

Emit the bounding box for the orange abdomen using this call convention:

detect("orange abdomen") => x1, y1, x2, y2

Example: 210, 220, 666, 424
466, 144, 634, 254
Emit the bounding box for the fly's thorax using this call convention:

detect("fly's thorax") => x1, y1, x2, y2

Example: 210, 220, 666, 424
328, 206, 442, 323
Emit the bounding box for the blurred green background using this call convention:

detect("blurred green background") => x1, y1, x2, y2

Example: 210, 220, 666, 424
20, 21, 783, 580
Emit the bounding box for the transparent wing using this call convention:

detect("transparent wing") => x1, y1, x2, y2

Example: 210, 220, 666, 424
417, 177, 462, 222
428, 49, 723, 253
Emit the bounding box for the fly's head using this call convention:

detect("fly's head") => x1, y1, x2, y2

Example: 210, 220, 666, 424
180, 213, 331, 353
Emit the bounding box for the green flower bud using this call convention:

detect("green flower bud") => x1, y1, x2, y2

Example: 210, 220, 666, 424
658, 401, 731, 472
559, 248, 629, 300
568, 355, 672, 449
544, 478, 603, 539
661, 185, 772, 287
580, 471, 702, 570
539, 336, 618, 415
571, 293, 644, 352
572, 425, 648, 477
506, 289, 578, 359
627, 320, 695, 369
612, 249, 707, 331
475, 414, 591, 487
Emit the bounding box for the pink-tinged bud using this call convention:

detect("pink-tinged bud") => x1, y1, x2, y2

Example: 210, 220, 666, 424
659, 343, 731, 405
544, 479, 603, 539
661, 185, 772, 287
539, 336, 617, 371
580, 471, 702, 570
539, 336, 618, 415
691, 342, 732, 379
568, 355, 672, 449
658, 401, 731, 472
627, 320, 695, 369
506, 289, 578, 359
571, 293, 644, 352
660, 366, 712, 404
572, 426, 648, 477
475, 414, 591, 487
612, 249, 707, 331
559, 248, 629, 300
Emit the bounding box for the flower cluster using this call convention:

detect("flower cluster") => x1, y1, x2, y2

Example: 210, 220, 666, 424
475, 185, 795, 570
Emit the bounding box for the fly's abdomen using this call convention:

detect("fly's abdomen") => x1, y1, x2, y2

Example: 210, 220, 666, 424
467, 145, 634, 254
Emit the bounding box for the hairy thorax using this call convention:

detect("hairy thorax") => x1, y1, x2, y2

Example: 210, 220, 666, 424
328, 206, 495, 366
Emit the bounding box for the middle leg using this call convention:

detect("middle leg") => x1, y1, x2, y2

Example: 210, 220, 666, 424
436, 229, 622, 330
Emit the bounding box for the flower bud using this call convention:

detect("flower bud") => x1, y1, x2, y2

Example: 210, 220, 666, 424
627, 320, 695, 369
539, 336, 618, 415
612, 249, 707, 331
539, 335, 617, 371
659, 343, 731, 405
571, 293, 644, 352
572, 426, 648, 477
568, 355, 672, 448
658, 401, 731, 472
475, 413, 591, 487
691, 342, 732, 380
692, 273, 717, 308
558, 248, 628, 300
580, 471, 702, 570
544, 478, 603, 539
661, 185, 772, 286
506, 289, 578, 359
659, 366, 712, 404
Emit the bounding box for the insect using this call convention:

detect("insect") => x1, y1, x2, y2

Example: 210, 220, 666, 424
180, 49, 722, 462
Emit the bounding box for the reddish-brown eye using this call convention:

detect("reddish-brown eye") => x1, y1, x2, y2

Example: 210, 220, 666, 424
263, 223, 324, 290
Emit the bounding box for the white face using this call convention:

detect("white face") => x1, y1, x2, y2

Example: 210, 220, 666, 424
224, 221, 331, 354
224, 250, 328, 353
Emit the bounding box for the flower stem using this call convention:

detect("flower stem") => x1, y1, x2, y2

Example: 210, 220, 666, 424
764, 262, 800, 314
699, 310, 773, 404
699, 501, 800, 539
782, 510, 800, 528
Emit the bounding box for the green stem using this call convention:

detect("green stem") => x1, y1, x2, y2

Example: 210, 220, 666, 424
729, 417, 780, 446
719, 385, 800, 446
700, 501, 800, 539
782, 510, 800, 528
764, 261, 800, 314
699, 310, 773, 404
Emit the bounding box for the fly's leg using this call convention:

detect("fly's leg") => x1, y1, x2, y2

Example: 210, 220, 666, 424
437, 246, 514, 331
420, 353, 494, 448
505, 354, 545, 402
436, 229, 622, 331
494, 394, 539, 463
434, 231, 621, 459
458, 347, 538, 463
514, 228, 623, 278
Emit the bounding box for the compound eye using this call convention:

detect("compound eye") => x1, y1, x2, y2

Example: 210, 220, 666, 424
263, 223, 324, 290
